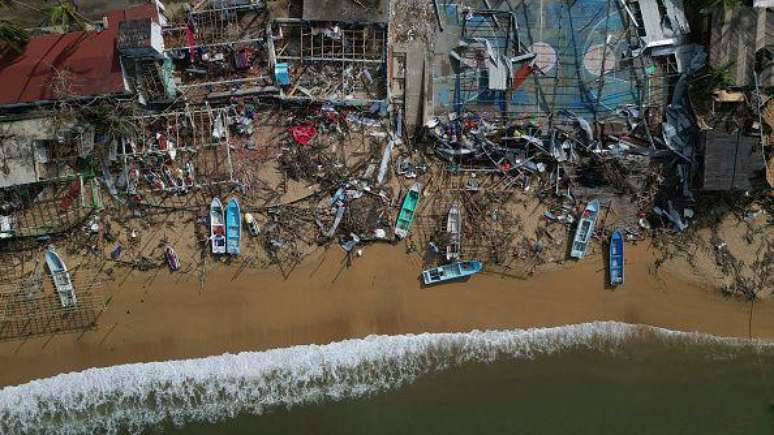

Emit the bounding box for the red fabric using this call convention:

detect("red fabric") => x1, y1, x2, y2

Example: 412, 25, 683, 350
289, 124, 318, 145
58, 179, 81, 211
512, 63, 534, 91
185, 25, 197, 58
0, 4, 157, 106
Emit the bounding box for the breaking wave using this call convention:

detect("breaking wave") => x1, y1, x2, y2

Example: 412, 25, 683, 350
0, 322, 767, 434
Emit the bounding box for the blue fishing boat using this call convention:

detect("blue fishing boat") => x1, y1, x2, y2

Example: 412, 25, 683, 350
422, 260, 483, 285
210, 198, 226, 255
395, 183, 422, 239
609, 230, 624, 287
226, 198, 241, 255
570, 199, 600, 259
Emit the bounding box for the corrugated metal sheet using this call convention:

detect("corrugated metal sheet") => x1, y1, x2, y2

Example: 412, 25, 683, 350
636, 0, 690, 49
0, 4, 157, 106
486, 56, 508, 91
702, 131, 765, 191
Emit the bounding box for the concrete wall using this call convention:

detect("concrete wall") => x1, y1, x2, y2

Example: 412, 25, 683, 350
0, 118, 60, 188
710, 6, 770, 87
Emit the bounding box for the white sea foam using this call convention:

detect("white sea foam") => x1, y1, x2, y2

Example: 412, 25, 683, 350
0, 322, 766, 434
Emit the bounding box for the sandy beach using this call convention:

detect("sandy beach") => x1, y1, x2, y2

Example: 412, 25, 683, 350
0, 240, 771, 388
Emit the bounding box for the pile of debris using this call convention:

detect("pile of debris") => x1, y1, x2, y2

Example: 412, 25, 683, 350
421, 106, 673, 229
391, 0, 438, 45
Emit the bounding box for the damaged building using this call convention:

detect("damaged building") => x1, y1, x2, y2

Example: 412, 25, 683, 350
160, 1, 276, 101
0, 0, 769, 264
0, 5, 161, 239
267, 1, 389, 106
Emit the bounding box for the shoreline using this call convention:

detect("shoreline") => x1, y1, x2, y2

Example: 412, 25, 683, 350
1, 241, 773, 388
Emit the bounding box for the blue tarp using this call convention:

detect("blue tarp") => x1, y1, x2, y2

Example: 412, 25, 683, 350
275, 63, 290, 86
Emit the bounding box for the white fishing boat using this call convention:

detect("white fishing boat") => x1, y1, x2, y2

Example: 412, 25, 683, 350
166, 245, 181, 272
210, 197, 226, 254
446, 202, 462, 261
45, 246, 77, 308
570, 200, 600, 259
244, 212, 260, 236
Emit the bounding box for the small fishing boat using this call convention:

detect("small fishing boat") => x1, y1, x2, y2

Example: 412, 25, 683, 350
244, 212, 260, 236
166, 245, 181, 271
570, 199, 600, 259
446, 202, 462, 261
210, 197, 226, 254
225, 198, 241, 255
422, 260, 483, 285
394, 183, 422, 239
609, 230, 624, 287
45, 246, 77, 308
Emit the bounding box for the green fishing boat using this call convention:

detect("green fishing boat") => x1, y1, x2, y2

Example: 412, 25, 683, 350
394, 183, 422, 239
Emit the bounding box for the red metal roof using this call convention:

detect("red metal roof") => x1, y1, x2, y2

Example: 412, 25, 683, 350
0, 3, 157, 106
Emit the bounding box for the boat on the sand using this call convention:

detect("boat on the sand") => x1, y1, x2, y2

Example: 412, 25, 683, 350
45, 246, 77, 308
244, 212, 260, 236
422, 260, 483, 285
609, 230, 624, 287
166, 245, 181, 271
570, 199, 600, 259
394, 183, 421, 239
210, 198, 226, 254
446, 202, 462, 261
226, 198, 241, 255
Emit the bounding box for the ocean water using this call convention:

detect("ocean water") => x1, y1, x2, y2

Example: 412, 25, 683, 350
2, 322, 774, 434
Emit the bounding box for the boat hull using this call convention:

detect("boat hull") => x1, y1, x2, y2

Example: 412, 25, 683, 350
570, 200, 600, 259
166, 246, 181, 272
609, 230, 624, 286
226, 198, 241, 255
394, 183, 422, 239
210, 198, 226, 255
422, 260, 483, 285
446, 202, 462, 261
244, 213, 260, 236
45, 247, 77, 308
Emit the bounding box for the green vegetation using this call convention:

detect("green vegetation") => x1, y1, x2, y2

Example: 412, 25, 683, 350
688, 64, 734, 112
46, 1, 91, 31
692, 65, 734, 90
0, 18, 29, 53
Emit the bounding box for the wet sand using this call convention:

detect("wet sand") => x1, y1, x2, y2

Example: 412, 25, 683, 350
0, 241, 772, 387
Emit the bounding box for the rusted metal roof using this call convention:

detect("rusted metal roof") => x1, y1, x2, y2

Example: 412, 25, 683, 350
0, 4, 157, 107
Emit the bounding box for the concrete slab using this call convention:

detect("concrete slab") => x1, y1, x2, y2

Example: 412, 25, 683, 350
303, 0, 389, 23
393, 42, 427, 131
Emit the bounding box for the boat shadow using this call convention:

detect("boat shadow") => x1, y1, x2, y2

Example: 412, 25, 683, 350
602, 243, 614, 290
418, 274, 473, 289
